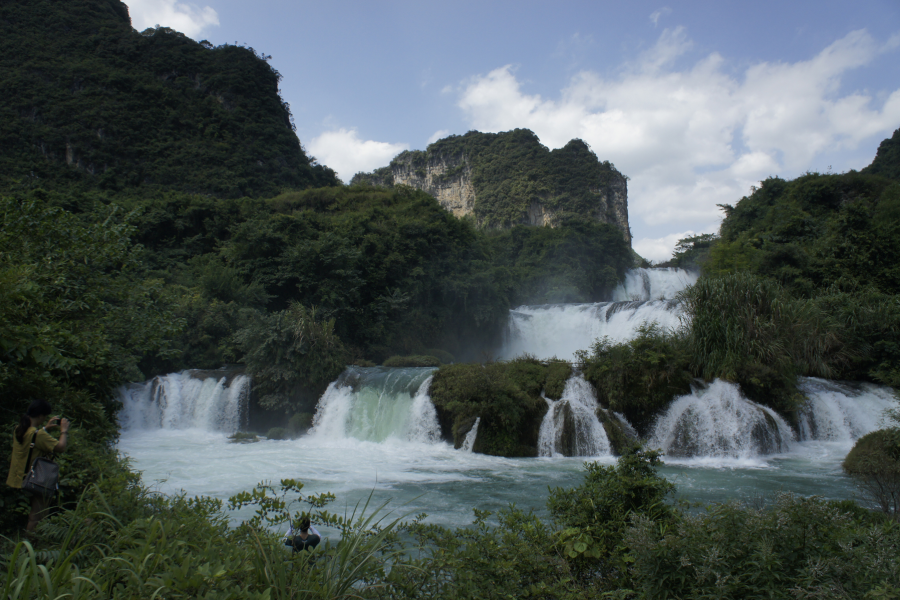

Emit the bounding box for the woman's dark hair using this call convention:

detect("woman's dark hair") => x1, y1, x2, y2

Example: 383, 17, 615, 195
15, 399, 53, 443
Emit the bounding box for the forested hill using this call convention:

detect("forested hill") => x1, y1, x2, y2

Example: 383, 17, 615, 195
0, 0, 338, 198
352, 129, 631, 243
862, 127, 900, 180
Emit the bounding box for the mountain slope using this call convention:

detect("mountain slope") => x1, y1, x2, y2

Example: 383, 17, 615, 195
352, 129, 631, 243
0, 0, 338, 197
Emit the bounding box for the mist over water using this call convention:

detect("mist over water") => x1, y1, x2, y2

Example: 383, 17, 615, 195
116, 268, 900, 524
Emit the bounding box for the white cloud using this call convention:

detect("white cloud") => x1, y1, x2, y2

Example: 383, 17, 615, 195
428, 129, 451, 144
308, 129, 408, 183
125, 0, 219, 38
456, 29, 900, 258
650, 7, 672, 27
634, 231, 699, 263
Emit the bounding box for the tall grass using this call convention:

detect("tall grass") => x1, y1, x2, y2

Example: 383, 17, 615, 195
680, 272, 850, 381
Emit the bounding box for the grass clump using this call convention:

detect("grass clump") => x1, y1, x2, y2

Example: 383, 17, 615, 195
382, 355, 442, 368
265, 427, 289, 440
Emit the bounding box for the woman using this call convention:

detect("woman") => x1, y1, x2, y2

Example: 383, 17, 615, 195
6, 399, 69, 532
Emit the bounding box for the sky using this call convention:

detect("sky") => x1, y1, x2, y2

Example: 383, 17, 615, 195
124, 0, 900, 262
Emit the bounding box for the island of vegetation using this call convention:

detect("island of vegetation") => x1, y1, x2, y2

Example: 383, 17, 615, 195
1, 0, 898, 597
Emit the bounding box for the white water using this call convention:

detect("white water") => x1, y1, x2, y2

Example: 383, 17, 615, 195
538, 375, 611, 457
502, 268, 696, 361
117, 371, 249, 433
310, 367, 440, 443
461, 418, 480, 452
797, 378, 897, 442
648, 380, 795, 459
117, 369, 899, 525
611, 267, 699, 302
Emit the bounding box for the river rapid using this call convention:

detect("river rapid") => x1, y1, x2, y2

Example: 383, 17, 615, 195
117, 268, 899, 529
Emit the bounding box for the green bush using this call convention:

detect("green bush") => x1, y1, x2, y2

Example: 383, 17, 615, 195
843, 427, 900, 518
627, 494, 900, 599
288, 412, 314, 435
382, 355, 441, 368
547, 446, 675, 588
430, 360, 550, 456
265, 427, 289, 440
578, 323, 693, 433
236, 303, 348, 414
423, 348, 455, 364
680, 272, 850, 416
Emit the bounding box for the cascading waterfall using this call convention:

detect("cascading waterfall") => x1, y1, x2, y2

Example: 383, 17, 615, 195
118, 370, 250, 433
797, 377, 898, 442
611, 267, 699, 302
502, 268, 697, 361
538, 374, 611, 457
648, 380, 795, 459
461, 418, 481, 452
310, 366, 441, 443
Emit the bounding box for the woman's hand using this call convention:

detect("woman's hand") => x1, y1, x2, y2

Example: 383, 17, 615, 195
60, 418, 70, 433
46, 415, 62, 431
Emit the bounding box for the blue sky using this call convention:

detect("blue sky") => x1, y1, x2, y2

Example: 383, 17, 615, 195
124, 1, 900, 261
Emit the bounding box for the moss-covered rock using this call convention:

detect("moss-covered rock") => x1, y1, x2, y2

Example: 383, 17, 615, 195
266, 427, 289, 440
430, 359, 564, 457
596, 409, 636, 455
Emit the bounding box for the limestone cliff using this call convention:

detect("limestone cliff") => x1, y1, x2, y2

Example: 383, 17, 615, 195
352, 129, 631, 244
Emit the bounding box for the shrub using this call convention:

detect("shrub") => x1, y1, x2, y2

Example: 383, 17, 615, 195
680, 272, 850, 416
430, 361, 548, 456
627, 494, 900, 599
382, 355, 441, 368
288, 412, 314, 434
578, 323, 693, 433
423, 348, 455, 364
843, 427, 900, 519
547, 446, 675, 588
266, 427, 288, 440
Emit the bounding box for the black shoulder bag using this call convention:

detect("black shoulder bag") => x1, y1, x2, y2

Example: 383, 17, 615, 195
22, 431, 59, 497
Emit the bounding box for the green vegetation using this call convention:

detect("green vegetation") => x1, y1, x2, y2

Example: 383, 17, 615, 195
0, 0, 338, 198
354, 129, 629, 232
382, 355, 442, 368
843, 408, 900, 519
430, 358, 573, 455
579, 324, 693, 434
6, 448, 898, 599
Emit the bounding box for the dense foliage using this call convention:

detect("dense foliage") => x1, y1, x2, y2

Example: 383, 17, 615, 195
0, 0, 338, 198
354, 129, 629, 232
429, 357, 567, 456
5, 447, 898, 599
579, 324, 693, 434
0, 196, 180, 532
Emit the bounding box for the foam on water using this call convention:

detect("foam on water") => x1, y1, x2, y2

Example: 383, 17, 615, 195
461, 418, 481, 452
611, 267, 699, 302
118, 371, 249, 433
502, 267, 696, 361
538, 374, 611, 457
648, 380, 795, 459
797, 377, 897, 442
310, 367, 440, 443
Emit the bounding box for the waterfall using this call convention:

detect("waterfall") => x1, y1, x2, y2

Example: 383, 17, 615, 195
797, 377, 898, 442
537, 374, 611, 457
648, 380, 795, 459
461, 418, 481, 452
309, 366, 441, 443
611, 267, 699, 302
502, 268, 696, 361
118, 370, 250, 433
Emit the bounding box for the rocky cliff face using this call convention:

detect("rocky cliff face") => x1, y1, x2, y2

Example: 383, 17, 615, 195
352, 129, 631, 244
